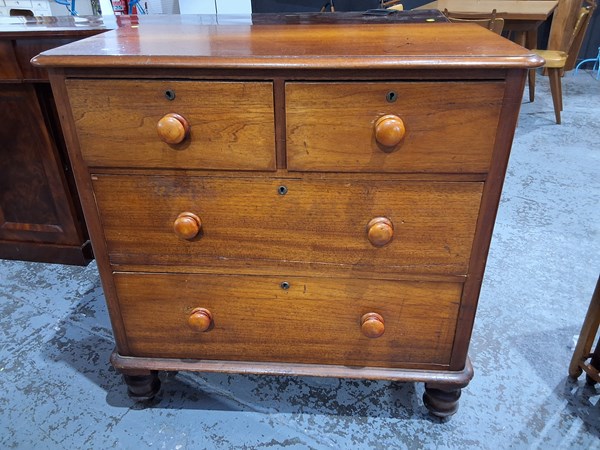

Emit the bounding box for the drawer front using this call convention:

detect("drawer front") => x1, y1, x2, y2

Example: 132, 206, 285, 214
115, 272, 462, 367
286, 82, 504, 173
66, 79, 276, 170
92, 174, 483, 275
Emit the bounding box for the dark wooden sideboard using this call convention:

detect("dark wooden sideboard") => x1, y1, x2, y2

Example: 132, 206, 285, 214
0, 17, 115, 265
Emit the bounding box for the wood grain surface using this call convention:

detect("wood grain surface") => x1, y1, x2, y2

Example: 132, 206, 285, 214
114, 272, 462, 368
0, 84, 81, 245
91, 174, 483, 275
33, 22, 543, 70
38, 18, 537, 390
286, 81, 504, 173
0, 40, 22, 80
66, 79, 276, 170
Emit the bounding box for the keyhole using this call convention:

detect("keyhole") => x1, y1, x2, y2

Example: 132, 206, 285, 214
278, 185, 288, 195
164, 90, 176, 101
280, 281, 290, 290
386, 91, 397, 103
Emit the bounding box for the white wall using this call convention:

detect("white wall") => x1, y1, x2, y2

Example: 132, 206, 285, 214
214, 0, 250, 14
98, 0, 114, 14
144, 0, 180, 14
179, 0, 251, 15
45, 0, 250, 16
49, 0, 94, 15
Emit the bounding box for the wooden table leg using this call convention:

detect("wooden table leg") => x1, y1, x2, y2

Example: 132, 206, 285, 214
587, 334, 600, 385
569, 276, 600, 380
526, 29, 538, 102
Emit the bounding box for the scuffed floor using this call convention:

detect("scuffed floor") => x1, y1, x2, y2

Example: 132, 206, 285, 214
1, 70, 599, 449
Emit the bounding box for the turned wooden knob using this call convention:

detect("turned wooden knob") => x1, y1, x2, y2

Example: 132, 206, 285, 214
173, 212, 202, 240
374, 114, 406, 147
157, 113, 190, 144
361, 312, 385, 338
188, 307, 213, 332
367, 217, 394, 247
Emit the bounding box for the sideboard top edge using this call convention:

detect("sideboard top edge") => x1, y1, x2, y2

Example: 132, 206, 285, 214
32, 22, 544, 70
33, 54, 544, 70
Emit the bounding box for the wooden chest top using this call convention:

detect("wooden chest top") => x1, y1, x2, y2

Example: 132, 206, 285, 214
33, 20, 542, 70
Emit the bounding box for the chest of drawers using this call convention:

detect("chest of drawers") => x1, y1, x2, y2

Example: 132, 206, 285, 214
34, 16, 542, 418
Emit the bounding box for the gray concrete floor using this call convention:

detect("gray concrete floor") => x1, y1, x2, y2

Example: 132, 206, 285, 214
1, 70, 599, 449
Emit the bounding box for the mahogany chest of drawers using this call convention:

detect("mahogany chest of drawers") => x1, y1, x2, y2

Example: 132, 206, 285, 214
34, 16, 542, 417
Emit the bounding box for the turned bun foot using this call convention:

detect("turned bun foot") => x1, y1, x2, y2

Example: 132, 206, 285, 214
122, 370, 161, 401
423, 384, 462, 418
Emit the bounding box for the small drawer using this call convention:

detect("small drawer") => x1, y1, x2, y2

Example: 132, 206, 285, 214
286, 81, 505, 173
114, 272, 462, 368
66, 79, 276, 171
92, 174, 483, 275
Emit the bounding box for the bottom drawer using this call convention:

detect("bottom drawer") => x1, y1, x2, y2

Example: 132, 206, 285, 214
115, 272, 462, 369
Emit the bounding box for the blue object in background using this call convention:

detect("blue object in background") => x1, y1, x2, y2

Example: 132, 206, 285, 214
575, 46, 600, 79
128, 0, 146, 14
54, 0, 77, 15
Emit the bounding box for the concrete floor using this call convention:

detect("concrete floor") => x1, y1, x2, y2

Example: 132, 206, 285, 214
1, 70, 599, 449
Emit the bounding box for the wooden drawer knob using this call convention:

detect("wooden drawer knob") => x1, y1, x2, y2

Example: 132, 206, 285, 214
374, 114, 405, 147
157, 113, 190, 144
361, 312, 385, 338
367, 217, 394, 247
188, 307, 213, 332
173, 212, 202, 240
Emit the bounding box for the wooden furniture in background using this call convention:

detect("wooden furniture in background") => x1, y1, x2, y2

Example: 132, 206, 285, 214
442, 8, 505, 34
569, 276, 600, 385
548, 0, 585, 53
419, 0, 558, 49
530, 0, 596, 124
34, 15, 542, 418
0, 17, 114, 264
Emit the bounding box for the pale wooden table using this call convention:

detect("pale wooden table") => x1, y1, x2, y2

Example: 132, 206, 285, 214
416, 0, 558, 49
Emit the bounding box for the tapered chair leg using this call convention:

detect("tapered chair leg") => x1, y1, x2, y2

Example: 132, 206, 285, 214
529, 68, 536, 102
558, 71, 563, 111
547, 68, 562, 124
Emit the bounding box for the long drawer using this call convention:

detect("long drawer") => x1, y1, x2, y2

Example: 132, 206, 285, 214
92, 174, 483, 275
286, 81, 504, 173
66, 79, 276, 170
114, 272, 462, 368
